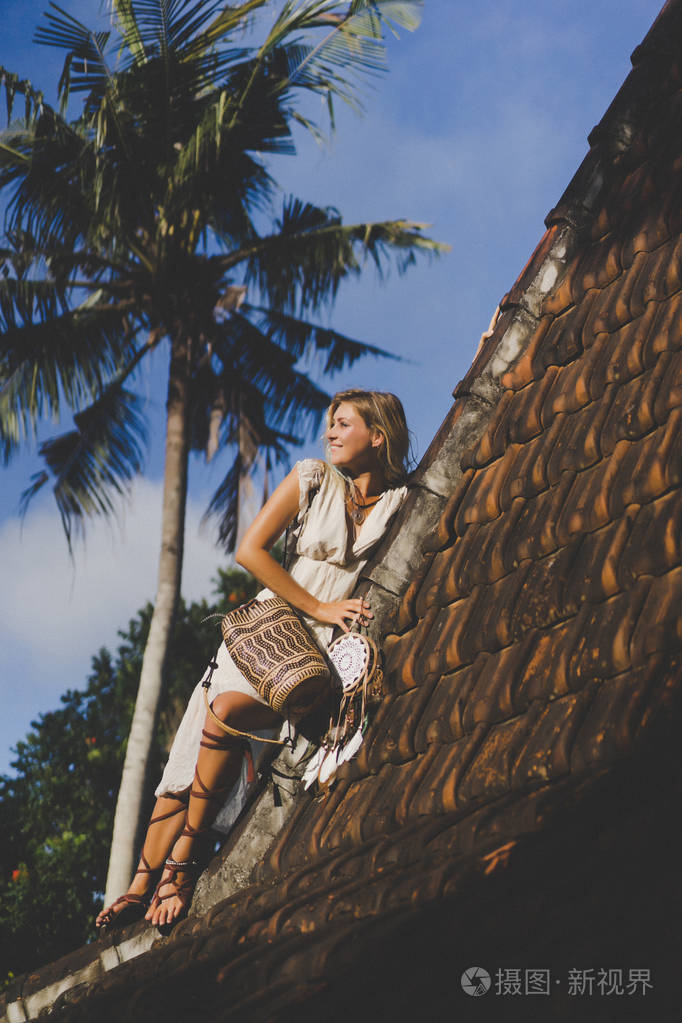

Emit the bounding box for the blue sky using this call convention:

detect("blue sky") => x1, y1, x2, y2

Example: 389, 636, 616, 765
0, 0, 659, 773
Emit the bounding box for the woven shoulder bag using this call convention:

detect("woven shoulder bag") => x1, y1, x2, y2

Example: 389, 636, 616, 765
221, 596, 331, 717
201, 596, 331, 746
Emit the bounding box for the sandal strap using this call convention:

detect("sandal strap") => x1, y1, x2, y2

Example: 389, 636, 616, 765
113, 892, 146, 907
152, 860, 199, 904
133, 852, 155, 878
149, 795, 187, 826
189, 766, 231, 804
153, 885, 181, 905
199, 728, 235, 751
180, 818, 212, 841
98, 891, 147, 925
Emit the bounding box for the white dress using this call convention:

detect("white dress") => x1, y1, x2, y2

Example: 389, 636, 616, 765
155, 458, 407, 831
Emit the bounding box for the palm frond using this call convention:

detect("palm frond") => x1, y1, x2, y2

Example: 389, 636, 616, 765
0, 273, 68, 332
164, 0, 227, 53
218, 2, 336, 137
0, 295, 138, 462
0, 240, 135, 303
265, 1, 423, 118
19, 382, 147, 548
348, 0, 423, 34
188, 301, 338, 479
114, 0, 213, 50
34, 3, 114, 106
242, 303, 399, 372
34, 3, 111, 58
202, 404, 298, 552
187, 358, 223, 458
181, 0, 269, 59
0, 115, 92, 249
289, 107, 328, 147
109, 0, 147, 66
213, 313, 331, 432
220, 196, 447, 314
169, 77, 283, 205
202, 454, 242, 551
164, 47, 325, 244
0, 67, 47, 128
109, 0, 264, 70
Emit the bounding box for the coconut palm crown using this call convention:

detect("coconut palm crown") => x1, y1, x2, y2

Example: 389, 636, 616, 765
0, 0, 444, 902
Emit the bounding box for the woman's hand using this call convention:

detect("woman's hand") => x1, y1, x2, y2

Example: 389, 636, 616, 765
314, 597, 373, 632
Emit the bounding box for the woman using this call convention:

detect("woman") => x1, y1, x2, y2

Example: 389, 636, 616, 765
96, 389, 410, 930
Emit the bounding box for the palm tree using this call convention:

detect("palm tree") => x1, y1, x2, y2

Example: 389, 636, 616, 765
0, 0, 444, 902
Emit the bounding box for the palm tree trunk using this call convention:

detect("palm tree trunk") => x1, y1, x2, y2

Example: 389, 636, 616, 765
105, 336, 190, 904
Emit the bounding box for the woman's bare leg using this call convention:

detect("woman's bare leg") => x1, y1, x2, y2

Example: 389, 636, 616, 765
96, 790, 189, 928
146, 692, 280, 927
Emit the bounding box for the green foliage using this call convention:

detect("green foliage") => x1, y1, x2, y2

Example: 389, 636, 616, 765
0, 564, 258, 983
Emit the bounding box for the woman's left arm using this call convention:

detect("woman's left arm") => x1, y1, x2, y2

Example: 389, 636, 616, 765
235, 467, 370, 632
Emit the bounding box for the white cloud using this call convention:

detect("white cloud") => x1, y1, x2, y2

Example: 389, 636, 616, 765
0, 478, 228, 668
0, 478, 230, 769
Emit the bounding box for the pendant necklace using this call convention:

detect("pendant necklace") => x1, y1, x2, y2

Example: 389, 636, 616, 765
347, 487, 383, 526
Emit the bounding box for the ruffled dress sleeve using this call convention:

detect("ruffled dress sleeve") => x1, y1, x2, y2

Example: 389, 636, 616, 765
296, 458, 326, 515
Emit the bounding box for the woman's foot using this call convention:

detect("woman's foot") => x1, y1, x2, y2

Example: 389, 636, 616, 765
145, 815, 212, 927
96, 855, 159, 930
144, 854, 201, 928
96, 891, 149, 930
95, 791, 189, 931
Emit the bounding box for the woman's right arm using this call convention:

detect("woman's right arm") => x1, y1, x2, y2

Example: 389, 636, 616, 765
235, 466, 371, 633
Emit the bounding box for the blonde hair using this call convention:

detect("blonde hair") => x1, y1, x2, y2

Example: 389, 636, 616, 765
325, 389, 411, 487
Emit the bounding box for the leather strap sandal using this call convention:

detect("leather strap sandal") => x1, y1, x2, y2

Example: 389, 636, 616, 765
96, 890, 149, 931
160, 854, 201, 907
96, 850, 158, 931
147, 729, 250, 929
96, 793, 187, 931
147, 844, 203, 930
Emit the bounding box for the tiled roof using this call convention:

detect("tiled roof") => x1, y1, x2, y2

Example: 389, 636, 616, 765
257, 0, 681, 878
4, 2, 681, 1020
